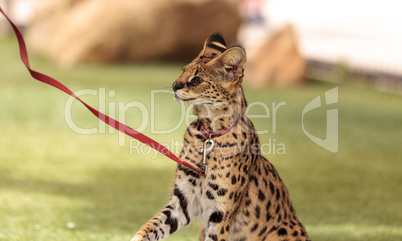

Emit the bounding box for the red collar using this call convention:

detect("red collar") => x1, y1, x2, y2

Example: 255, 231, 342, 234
197, 121, 235, 139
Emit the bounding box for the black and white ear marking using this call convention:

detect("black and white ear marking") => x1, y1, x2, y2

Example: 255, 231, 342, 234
206, 33, 227, 53
199, 33, 228, 56
208, 33, 227, 47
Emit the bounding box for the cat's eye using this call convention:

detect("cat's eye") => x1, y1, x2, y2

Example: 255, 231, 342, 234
191, 77, 204, 85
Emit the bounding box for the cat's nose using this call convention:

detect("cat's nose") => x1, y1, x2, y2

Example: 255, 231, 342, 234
172, 82, 185, 92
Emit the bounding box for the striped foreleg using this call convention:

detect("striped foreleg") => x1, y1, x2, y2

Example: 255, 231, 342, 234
131, 185, 198, 241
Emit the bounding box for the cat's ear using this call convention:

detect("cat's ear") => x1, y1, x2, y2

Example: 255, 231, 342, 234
199, 33, 227, 57
209, 46, 247, 78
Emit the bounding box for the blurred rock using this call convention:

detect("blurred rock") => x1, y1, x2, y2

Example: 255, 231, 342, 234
26, 0, 241, 66
244, 24, 306, 87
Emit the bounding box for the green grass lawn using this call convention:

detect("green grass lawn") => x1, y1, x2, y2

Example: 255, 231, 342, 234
1, 35, 402, 241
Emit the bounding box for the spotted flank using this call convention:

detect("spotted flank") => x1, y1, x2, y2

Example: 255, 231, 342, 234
131, 33, 310, 241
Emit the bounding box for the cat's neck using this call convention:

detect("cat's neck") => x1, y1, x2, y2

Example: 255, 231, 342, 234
193, 87, 247, 131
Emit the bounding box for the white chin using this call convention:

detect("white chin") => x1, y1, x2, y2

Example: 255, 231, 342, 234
174, 94, 213, 105
174, 94, 195, 104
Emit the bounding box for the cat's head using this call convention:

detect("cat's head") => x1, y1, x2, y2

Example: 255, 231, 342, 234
172, 33, 246, 106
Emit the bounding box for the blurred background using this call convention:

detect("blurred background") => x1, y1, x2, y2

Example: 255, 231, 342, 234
2, 0, 402, 90
0, 0, 401, 241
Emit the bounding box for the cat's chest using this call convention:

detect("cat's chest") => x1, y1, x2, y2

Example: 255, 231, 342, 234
186, 138, 245, 163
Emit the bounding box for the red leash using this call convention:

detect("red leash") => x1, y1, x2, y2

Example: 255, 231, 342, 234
0, 7, 205, 177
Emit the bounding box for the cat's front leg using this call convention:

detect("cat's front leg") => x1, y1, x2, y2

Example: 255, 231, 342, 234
200, 190, 240, 241
131, 202, 179, 241
132, 169, 201, 241
199, 165, 249, 241
202, 212, 232, 241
